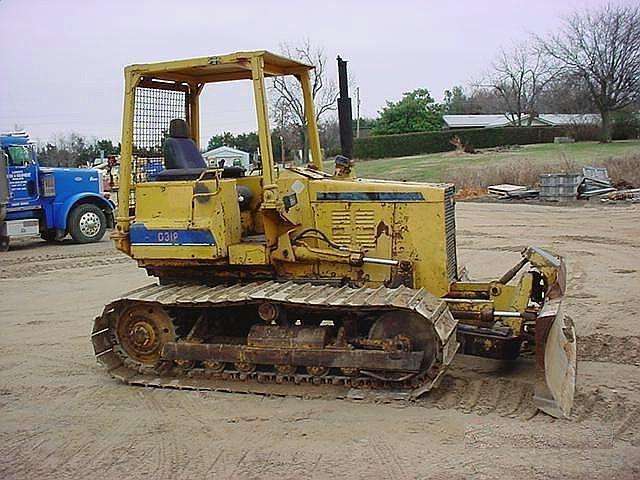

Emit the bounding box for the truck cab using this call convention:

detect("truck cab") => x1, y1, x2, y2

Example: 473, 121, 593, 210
0, 131, 115, 251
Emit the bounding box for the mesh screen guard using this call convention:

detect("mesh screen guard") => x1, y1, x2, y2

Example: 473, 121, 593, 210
133, 85, 188, 155
128, 84, 189, 206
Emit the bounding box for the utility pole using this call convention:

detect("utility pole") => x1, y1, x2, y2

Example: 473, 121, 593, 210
356, 87, 361, 139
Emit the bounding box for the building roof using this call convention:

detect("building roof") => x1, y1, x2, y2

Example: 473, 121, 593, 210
443, 113, 601, 128
538, 114, 601, 125
443, 115, 507, 128
202, 145, 249, 157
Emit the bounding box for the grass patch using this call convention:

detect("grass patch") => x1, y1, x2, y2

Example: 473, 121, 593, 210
346, 140, 640, 188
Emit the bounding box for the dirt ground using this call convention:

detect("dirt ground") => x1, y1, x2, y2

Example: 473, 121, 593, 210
1, 201, 639, 479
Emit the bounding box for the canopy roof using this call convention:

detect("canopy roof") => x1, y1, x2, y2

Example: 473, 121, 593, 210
126, 50, 313, 84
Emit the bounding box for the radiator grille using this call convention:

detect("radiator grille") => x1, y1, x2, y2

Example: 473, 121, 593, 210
444, 186, 458, 281
331, 209, 376, 250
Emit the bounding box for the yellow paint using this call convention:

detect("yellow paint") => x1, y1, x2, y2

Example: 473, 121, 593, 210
132, 245, 216, 260
132, 179, 242, 260
299, 70, 322, 169
250, 55, 276, 189
115, 68, 140, 253
117, 51, 458, 297
229, 243, 269, 265
113, 50, 569, 406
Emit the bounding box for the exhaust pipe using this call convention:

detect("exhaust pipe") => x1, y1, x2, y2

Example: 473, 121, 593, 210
337, 56, 353, 159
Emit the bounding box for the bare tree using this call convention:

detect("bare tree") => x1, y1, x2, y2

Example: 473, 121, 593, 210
477, 43, 555, 126
465, 88, 504, 114
270, 40, 338, 162
536, 73, 597, 114
538, 3, 640, 142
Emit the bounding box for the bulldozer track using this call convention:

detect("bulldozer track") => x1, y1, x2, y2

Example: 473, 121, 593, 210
92, 281, 458, 402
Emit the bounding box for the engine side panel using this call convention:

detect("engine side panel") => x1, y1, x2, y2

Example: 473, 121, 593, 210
308, 178, 455, 295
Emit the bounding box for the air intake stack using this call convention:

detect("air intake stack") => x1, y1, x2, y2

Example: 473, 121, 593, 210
337, 56, 353, 159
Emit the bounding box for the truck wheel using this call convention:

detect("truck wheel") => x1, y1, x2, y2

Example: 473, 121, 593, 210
68, 204, 107, 243
0, 236, 9, 252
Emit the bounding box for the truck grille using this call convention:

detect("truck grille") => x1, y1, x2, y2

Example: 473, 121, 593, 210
444, 186, 458, 281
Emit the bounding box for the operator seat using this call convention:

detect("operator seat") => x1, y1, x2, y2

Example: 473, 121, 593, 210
163, 119, 206, 170
154, 118, 245, 181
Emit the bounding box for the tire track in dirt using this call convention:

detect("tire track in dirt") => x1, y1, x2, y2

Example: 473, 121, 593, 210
425, 375, 537, 420
577, 334, 640, 366
50, 416, 144, 479
204, 449, 226, 476
371, 439, 410, 480
614, 406, 640, 446
143, 391, 182, 480
571, 388, 640, 446
3, 404, 143, 479
423, 371, 640, 445
0, 247, 119, 267
0, 255, 132, 279
0, 434, 50, 479
172, 391, 216, 432
557, 235, 640, 249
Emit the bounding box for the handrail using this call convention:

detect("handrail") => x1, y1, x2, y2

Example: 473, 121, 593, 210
189, 170, 220, 225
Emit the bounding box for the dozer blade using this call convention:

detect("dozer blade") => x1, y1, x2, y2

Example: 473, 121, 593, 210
529, 248, 577, 418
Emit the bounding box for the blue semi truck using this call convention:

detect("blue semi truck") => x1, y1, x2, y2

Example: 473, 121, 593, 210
0, 132, 115, 251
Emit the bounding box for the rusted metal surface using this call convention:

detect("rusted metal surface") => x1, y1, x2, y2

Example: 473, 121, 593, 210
161, 342, 424, 372
95, 248, 575, 417
457, 325, 522, 360
92, 280, 459, 399
497, 257, 528, 285
528, 250, 576, 418
533, 299, 577, 418
447, 299, 495, 326
446, 246, 576, 418
247, 325, 329, 349
113, 304, 175, 364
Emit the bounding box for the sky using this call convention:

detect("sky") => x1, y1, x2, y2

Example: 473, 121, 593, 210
0, 0, 625, 147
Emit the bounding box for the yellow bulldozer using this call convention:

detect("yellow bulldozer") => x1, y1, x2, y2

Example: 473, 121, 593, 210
92, 51, 576, 417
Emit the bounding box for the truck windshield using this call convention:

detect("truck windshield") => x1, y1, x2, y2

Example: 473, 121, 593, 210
6, 146, 33, 166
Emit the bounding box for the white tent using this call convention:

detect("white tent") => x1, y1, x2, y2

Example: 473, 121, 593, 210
202, 146, 250, 170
